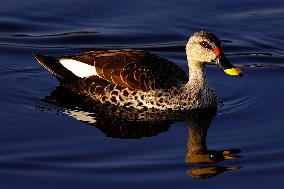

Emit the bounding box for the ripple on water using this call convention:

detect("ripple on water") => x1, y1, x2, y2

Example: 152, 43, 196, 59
0, 65, 55, 110
214, 77, 263, 119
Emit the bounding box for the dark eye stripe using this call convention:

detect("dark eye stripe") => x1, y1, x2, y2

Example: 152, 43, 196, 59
200, 41, 213, 50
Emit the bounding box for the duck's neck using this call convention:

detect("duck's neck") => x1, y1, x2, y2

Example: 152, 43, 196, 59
187, 60, 207, 85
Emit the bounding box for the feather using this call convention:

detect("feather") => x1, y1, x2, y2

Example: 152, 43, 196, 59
59, 58, 98, 78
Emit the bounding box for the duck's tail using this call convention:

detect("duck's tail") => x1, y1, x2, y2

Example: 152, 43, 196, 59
33, 53, 74, 80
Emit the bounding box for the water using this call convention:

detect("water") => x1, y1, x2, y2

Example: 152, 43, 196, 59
1, 0, 284, 188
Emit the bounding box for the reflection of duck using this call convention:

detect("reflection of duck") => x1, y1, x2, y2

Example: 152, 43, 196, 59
186, 110, 241, 164
34, 31, 242, 111
38, 88, 241, 179
39, 86, 174, 139
185, 109, 241, 179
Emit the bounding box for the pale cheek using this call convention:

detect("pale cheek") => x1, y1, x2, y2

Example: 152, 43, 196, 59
204, 51, 215, 62
210, 54, 216, 60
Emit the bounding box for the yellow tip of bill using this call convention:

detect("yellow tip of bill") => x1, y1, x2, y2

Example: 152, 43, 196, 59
224, 67, 242, 76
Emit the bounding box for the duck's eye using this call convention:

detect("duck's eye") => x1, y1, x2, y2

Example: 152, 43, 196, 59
200, 42, 213, 49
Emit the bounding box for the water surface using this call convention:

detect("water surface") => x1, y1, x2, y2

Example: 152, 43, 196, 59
1, 0, 284, 188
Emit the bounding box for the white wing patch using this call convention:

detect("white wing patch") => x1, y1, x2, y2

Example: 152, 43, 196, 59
59, 58, 98, 78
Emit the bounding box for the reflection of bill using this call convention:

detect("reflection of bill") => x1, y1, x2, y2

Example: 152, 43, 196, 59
188, 166, 240, 179
38, 86, 241, 178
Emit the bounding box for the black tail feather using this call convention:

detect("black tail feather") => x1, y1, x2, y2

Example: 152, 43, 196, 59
33, 53, 74, 80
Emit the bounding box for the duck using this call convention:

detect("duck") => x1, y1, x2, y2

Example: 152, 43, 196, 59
33, 31, 242, 111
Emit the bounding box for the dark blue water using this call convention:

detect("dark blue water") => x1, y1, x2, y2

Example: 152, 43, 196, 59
1, 0, 284, 188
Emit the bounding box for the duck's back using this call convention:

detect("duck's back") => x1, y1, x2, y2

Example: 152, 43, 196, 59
58, 49, 188, 91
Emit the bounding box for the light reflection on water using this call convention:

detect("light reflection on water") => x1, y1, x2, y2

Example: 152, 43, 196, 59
0, 0, 284, 188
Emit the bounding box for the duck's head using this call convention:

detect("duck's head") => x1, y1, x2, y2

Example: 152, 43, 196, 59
186, 31, 242, 77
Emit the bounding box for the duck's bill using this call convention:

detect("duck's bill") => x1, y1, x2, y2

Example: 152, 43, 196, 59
215, 54, 243, 77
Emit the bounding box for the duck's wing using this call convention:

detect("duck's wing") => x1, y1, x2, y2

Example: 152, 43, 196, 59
59, 49, 188, 91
